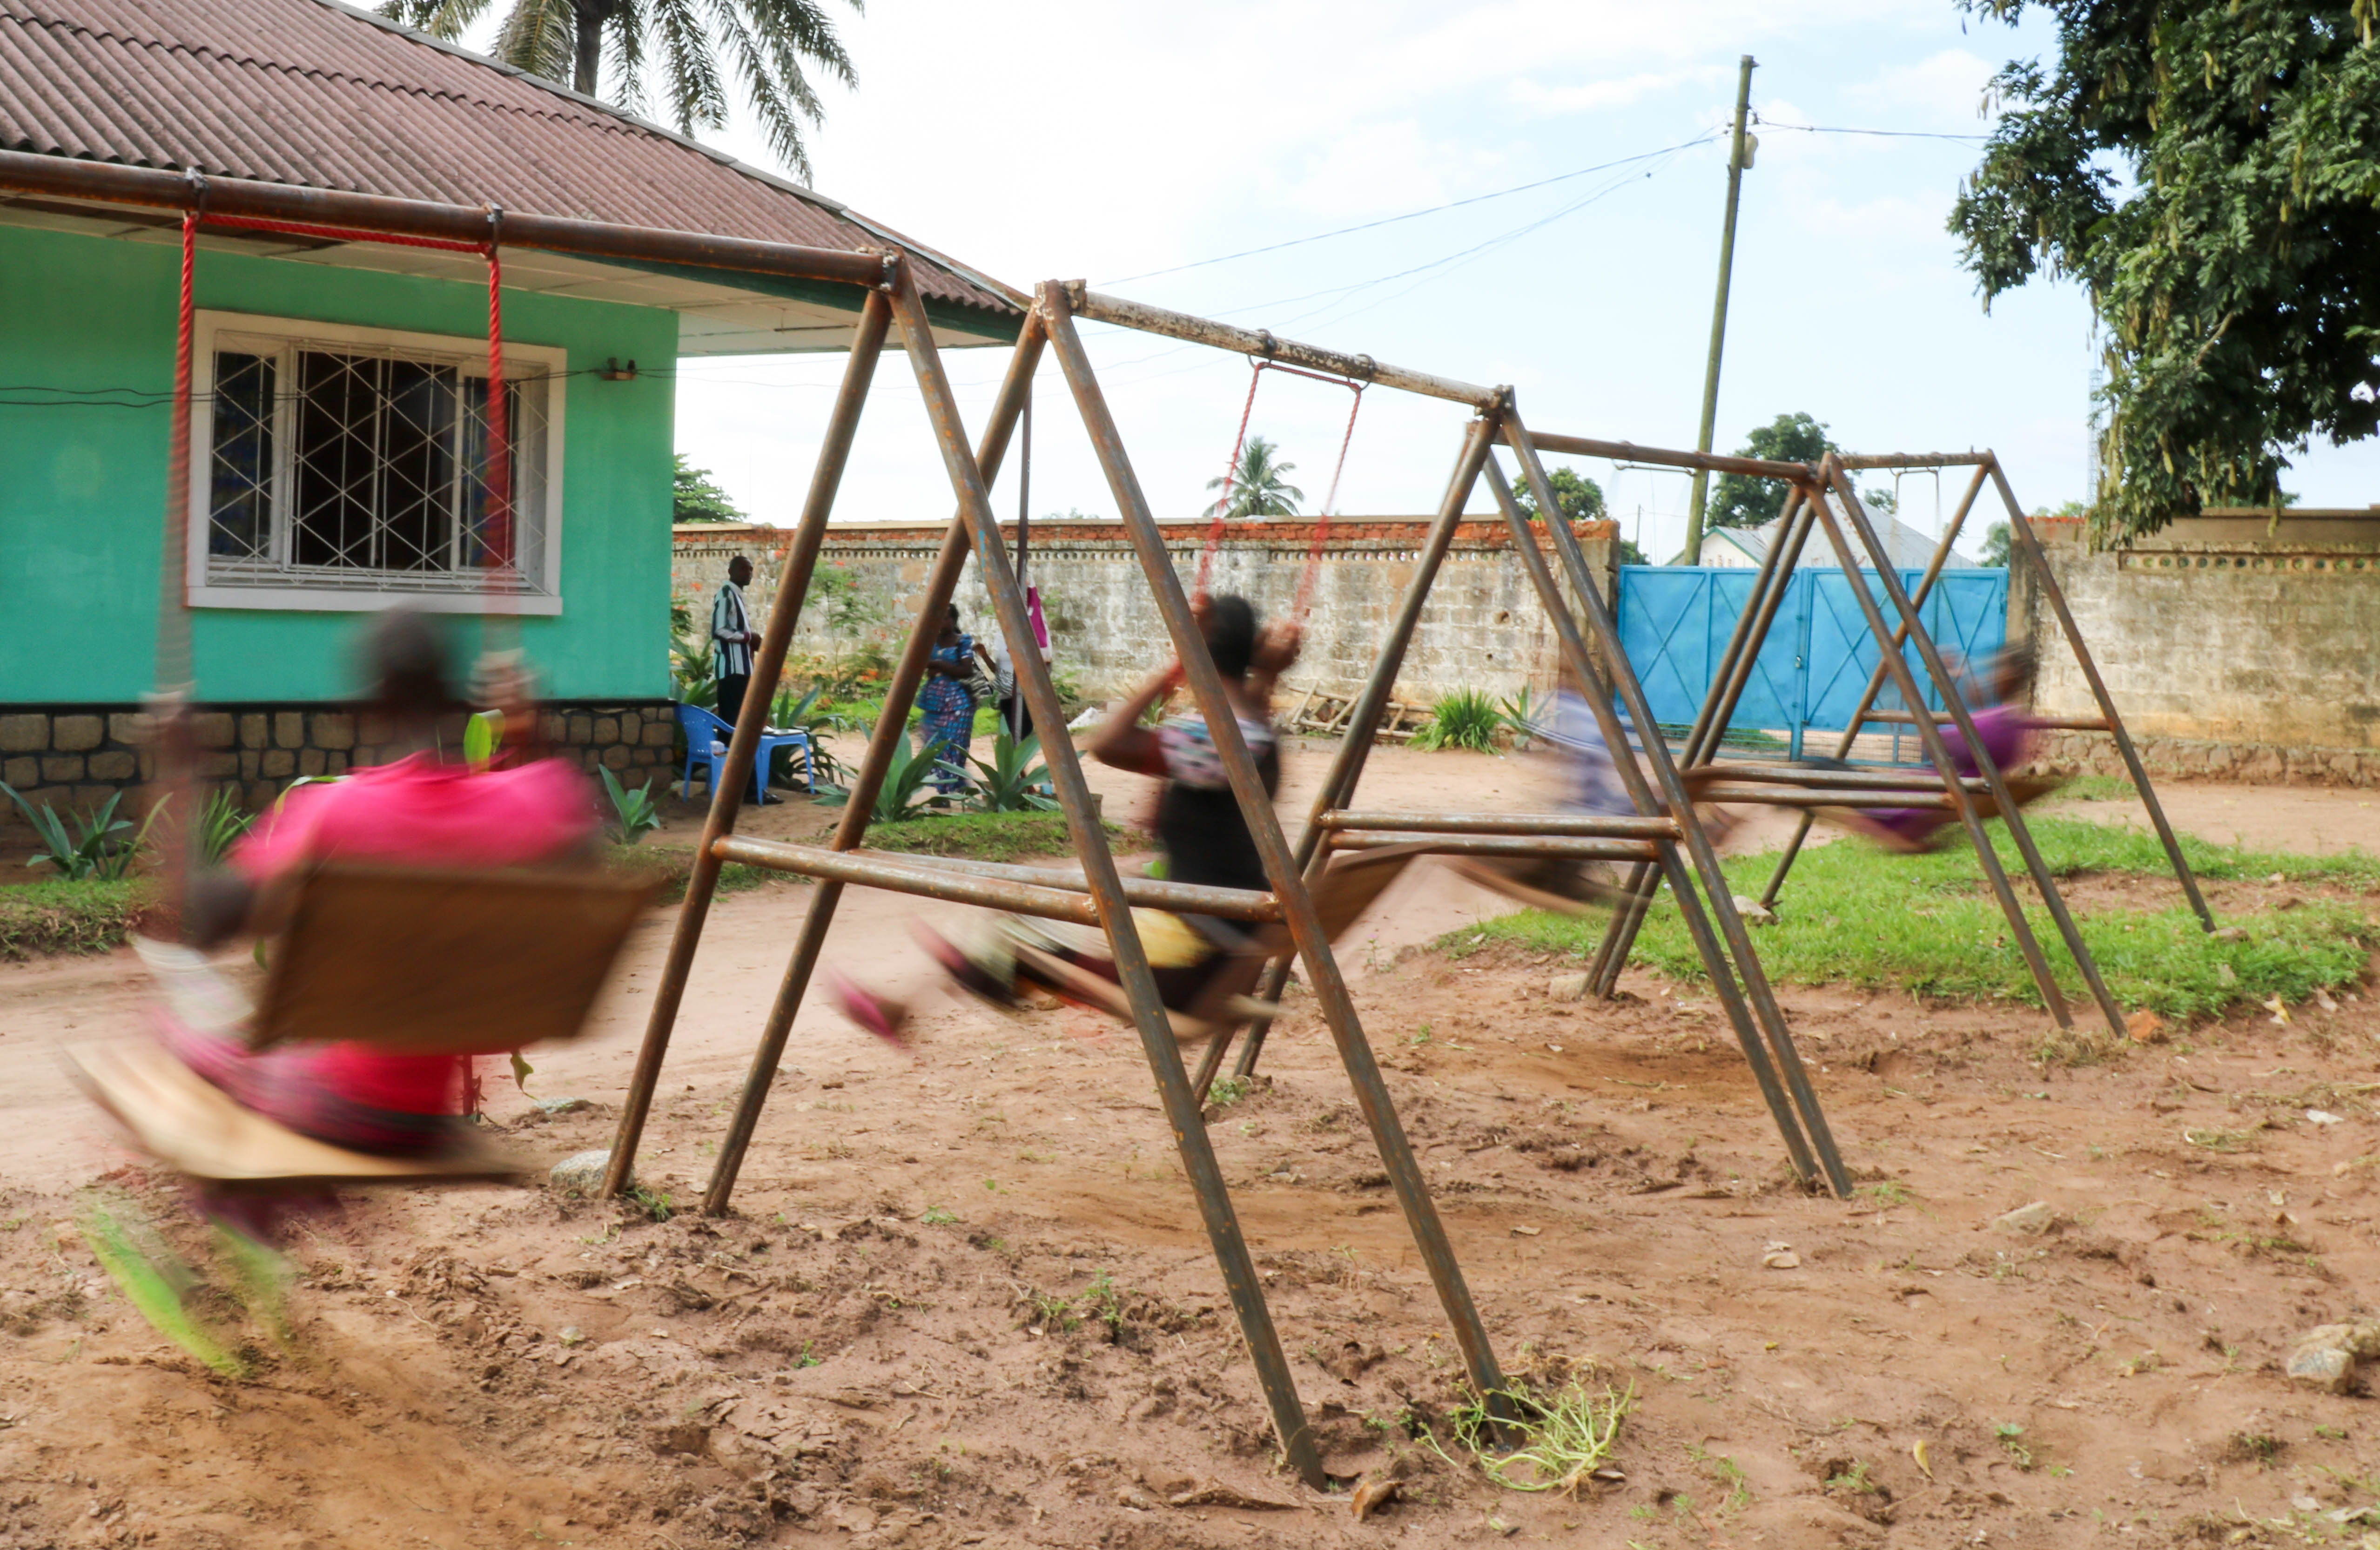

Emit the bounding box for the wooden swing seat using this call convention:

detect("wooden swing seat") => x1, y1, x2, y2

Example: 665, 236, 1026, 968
65, 1040, 527, 1185
251, 863, 660, 1055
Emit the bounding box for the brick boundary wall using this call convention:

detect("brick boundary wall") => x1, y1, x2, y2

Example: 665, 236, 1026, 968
2013, 509, 2380, 787
0, 700, 678, 820
674, 515, 1617, 705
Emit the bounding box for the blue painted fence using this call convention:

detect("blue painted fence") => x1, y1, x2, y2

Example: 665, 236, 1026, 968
1614, 565, 2008, 757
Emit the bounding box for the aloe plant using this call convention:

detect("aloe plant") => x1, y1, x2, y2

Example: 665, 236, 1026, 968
815, 736, 954, 822
195, 786, 256, 866
1, 784, 155, 881
1499, 687, 1546, 753
969, 731, 1058, 814
598, 765, 662, 846
769, 682, 855, 787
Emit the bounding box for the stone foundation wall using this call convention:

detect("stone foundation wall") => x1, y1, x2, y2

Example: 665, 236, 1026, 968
2016, 510, 2380, 783
0, 700, 678, 821
2030, 728, 2380, 788
674, 516, 1617, 704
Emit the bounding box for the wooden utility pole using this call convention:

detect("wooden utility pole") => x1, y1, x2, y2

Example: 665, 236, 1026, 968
1681, 55, 1756, 565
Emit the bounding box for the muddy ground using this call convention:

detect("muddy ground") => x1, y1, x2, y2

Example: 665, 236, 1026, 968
4, 752, 2380, 1549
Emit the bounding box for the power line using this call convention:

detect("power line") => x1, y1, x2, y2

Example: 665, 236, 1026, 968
1751, 115, 1988, 142
1096, 131, 1724, 287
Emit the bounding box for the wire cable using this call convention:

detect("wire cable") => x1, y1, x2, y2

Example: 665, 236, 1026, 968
1097, 131, 1724, 286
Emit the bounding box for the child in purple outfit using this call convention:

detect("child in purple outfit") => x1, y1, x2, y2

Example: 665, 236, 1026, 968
1836, 647, 2039, 853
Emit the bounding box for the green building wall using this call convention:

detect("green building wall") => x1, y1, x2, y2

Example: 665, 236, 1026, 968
0, 222, 679, 705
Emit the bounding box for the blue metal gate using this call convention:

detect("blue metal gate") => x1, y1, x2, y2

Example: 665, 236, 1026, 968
1614, 565, 2008, 757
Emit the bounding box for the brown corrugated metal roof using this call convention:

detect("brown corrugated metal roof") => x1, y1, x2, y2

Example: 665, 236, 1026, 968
0, 0, 1019, 320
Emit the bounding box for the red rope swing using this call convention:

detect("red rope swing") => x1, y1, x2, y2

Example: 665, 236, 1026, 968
165, 202, 518, 622
1193, 356, 1366, 621
153, 193, 525, 901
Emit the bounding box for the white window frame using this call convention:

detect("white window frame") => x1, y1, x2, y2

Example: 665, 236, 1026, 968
186, 310, 568, 615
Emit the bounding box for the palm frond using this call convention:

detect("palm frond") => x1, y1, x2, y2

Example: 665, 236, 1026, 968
697, 0, 813, 175
657, 0, 734, 136
605, 0, 654, 118
378, 0, 495, 41
493, 0, 576, 82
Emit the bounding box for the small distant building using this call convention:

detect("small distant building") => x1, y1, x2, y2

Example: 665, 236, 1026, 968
1687, 512, 1978, 570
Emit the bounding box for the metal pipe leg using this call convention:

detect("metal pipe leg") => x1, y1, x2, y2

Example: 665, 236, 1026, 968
697, 310, 1051, 1213
604, 290, 894, 1199
1044, 285, 1513, 1441
1802, 469, 2076, 1029
1230, 418, 1500, 1084
1760, 461, 1989, 907
1989, 459, 2214, 930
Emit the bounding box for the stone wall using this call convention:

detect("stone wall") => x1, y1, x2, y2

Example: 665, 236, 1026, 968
0, 701, 677, 821
2015, 510, 2380, 785
673, 517, 1617, 703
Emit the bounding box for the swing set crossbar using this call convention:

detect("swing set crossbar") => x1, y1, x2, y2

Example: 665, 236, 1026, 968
1326, 832, 1661, 861
1316, 809, 1681, 839
713, 837, 1287, 924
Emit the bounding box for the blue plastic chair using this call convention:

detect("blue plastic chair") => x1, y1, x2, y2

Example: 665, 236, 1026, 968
675, 703, 812, 805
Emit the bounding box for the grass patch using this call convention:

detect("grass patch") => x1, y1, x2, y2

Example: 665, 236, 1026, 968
867, 811, 1137, 864
1430, 1377, 1636, 1495
0, 877, 148, 959
2054, 774, 2142, 802
1462, 816, 2377, 1020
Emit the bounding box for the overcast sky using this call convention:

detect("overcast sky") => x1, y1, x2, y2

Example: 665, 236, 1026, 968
629, 0, 2380, 556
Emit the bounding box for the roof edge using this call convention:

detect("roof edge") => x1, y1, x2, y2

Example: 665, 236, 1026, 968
296, 0, 1022, 315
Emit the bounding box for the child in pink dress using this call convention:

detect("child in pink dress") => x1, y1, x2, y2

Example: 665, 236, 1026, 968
167, 610, 595, 1155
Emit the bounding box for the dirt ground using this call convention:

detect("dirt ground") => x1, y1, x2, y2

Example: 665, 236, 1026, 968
6, 749, 2380, 1550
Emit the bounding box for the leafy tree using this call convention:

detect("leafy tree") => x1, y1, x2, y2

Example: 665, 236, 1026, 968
1507, 466, 1639, 559
1950, 2, 2380, 541
380, 0, 859, 177
1508, 466, 1608, 524
672, 454, 746, 523
1980, 522, 2012, 567
1205, 435, 1304, 519
1705, 412, 1836, 533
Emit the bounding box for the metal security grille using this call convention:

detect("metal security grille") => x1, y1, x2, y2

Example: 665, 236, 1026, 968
204, 342, 544, 592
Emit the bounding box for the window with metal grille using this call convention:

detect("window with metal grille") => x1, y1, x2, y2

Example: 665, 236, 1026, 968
190, 313, 563, 613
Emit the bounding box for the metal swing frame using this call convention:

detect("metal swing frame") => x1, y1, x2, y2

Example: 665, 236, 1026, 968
1575, 449, 2213, 1036
1204, 416, 1855, 1198
605, 277, 1546, 1486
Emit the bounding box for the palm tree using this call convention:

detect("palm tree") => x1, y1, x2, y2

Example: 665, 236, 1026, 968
382, 0, 858, 179
1204, 436, 1304, 520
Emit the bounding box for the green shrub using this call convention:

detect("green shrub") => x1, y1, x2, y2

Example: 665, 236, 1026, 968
1412, 688, 1503, 753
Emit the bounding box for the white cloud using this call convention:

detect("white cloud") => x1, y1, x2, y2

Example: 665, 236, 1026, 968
1849, 47, 2000, 129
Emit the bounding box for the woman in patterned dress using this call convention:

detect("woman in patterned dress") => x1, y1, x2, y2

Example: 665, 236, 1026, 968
916, 605, 985, 796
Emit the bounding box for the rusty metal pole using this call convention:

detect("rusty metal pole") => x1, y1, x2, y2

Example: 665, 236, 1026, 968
603, 287, 894, 1199
1481, 454, 1832, 1189
1041, 283, 1515, 1438
1826, 460, 2126, 1031
1760, 460, 1990, 908
695, 308, 1051, 1213
1217, 417, 1501, 1093
1801, 467, 2079, 1028
1502, 422, 1849, 1190
1588, 484, 1813, 995
942, 279, 1327, 1484
1987, 457, 2214, 930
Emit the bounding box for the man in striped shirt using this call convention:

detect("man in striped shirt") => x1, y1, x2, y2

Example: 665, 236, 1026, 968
713, 555, 758, 728
713, 556, 762, 803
